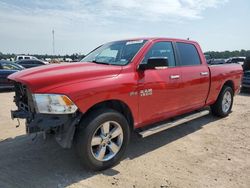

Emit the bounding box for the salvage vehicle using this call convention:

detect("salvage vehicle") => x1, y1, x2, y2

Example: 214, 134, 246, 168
8, 38, 243, 171
0, 60, 24, 89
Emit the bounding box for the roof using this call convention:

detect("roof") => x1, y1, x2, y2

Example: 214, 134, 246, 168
111, 37, 198, 44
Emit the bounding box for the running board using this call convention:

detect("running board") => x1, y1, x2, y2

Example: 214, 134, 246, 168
139, 110, 210, 138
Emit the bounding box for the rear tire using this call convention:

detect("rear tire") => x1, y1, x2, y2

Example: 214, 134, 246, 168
75, 109, 130, 171
211, 86, 234, 117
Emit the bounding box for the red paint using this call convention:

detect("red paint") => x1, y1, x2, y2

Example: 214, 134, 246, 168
8, 38, 243, 128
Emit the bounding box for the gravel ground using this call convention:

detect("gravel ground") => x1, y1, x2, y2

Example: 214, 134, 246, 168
0, 91, 250, 188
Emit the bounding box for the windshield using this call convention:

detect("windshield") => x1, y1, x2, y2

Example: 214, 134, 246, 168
81, 40, 147, 65
0, 61, 24, 70
10, 62, 24, 70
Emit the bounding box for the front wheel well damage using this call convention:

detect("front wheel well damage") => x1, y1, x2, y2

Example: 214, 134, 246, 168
78, 100, 134, 132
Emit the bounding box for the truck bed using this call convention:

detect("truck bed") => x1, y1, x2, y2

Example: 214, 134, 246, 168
206, 63, 242, 105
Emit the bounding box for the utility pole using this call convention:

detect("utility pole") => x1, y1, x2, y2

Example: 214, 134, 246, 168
52, 29, 55, 55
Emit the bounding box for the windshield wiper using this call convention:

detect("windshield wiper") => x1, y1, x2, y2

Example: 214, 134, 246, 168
91, 60, 111, 65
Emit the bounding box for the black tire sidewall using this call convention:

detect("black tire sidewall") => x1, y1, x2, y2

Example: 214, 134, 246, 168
75, 109, 130, 171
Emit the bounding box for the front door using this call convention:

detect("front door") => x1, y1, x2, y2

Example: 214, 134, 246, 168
138, 41, 182, 126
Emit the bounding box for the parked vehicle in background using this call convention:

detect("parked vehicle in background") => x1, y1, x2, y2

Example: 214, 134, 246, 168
64, 58, 73, 62
15, 59, 48, 68
45, 58, 52, 62
242, 57, 250, 90
226, 57, 246, 65
14, 55, 38, 61
9, 38, 243, 171
207, 58, 226, 65
0, 60, 24, 89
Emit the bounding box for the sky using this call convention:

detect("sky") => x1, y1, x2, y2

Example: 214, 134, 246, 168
0, 0, 249, 55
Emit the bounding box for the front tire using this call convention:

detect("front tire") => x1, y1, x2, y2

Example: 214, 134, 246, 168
75, 109, 130, 171
211, 86, 234, 117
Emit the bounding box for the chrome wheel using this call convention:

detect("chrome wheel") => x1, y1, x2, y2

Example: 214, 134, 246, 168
222, 91, 232, 113
90, 121, 123, 162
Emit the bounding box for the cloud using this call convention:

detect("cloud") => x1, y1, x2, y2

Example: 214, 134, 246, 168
0, 0, 229, 54
96, 0, 228, 20
0, 0, 228, 23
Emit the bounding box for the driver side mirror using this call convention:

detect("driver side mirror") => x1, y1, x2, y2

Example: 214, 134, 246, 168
138, 57, 169, 71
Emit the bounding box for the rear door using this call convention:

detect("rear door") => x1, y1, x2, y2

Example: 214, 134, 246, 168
138, 41, 182, 125
175, 42, 210, 110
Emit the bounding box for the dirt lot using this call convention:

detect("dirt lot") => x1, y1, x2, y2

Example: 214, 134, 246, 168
0, 91, 250, 188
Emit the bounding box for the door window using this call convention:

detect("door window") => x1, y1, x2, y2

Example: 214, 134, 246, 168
142, 42, 176, 67
176, 42, 201, 66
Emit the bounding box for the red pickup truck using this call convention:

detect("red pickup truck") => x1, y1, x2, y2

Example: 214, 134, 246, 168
9, 38, 242, 171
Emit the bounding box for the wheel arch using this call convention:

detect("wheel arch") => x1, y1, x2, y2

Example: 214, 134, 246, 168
222, 80, 235, 95
211, 80, 234, 117
80, 100, 134, 132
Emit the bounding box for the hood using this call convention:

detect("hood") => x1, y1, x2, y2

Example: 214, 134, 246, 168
8, 62, 122, 92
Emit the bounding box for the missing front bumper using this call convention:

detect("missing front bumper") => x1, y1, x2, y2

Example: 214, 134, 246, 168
11, 109, 82, 148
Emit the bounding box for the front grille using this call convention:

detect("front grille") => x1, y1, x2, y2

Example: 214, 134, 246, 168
13, 82, 35, 114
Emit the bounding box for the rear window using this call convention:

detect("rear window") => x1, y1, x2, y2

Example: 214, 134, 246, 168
34, 60, 44, 65
17, 61, 26, 65
176, 42, 201, 66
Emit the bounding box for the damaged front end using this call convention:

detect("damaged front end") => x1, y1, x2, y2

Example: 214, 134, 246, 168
10, 82, 82, 148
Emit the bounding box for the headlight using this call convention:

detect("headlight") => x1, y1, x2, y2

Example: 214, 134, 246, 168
32, 94, 78, 114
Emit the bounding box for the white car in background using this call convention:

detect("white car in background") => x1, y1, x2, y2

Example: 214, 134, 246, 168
14, 55, 38, 61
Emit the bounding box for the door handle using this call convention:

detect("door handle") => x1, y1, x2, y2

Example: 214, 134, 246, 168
200, 72, 208, 76
170, 75, 180, 79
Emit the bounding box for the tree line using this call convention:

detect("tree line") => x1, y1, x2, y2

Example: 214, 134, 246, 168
0, 52, 85, 61
1, 50, 250, 61
204, 50, 250, 59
